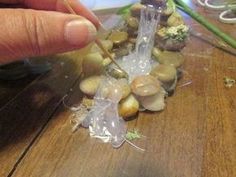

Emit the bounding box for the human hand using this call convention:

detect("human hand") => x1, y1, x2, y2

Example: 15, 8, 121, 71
0, 0, 99, 65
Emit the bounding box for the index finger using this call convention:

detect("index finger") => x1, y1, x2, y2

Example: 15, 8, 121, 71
0, 0, 21, 3
58, 0, 101, 28
0, 0, 100, 28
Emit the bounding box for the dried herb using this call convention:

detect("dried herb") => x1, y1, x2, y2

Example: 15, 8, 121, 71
165, 24, 189, 41
224, 77, 236, 88
126, 129, 142, 141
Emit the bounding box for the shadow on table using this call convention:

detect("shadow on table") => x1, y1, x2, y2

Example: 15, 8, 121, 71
0, 53, 84, 152
0, 75, 38, 107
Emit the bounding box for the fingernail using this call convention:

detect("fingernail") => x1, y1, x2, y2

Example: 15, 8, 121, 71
65, 19, 97, 46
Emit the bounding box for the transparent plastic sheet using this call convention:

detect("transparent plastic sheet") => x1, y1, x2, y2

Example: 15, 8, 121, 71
62, 94, 91, 132
80, 6, 164, 149
82, 77, 146, 150
82, 76, 127, 148
117, 6, 160, 82
102, 15, 125, 31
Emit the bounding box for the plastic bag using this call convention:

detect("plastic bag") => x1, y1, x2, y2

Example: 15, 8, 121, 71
82, 76, 127, 148
117, 6, 160, 82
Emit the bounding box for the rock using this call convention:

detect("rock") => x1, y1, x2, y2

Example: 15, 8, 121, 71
128, 38, 137, 44
103, 53, 115, 66
167, 12, 185, 27
127, 16, 139, 30
141, 0, 167, 7
108, 31, 128, 46
152, 47, 162, 59
155, 26, 188, 51
79, 76, 102, 96
138, 87, 166, 111
82, 52, 104, 77
119, 79, 131, 99
90, 40, 113, 54
157, 38, 186, 51
99, 78, 131, 101
153, 51, 185, 68
150, 64, 177, 93
119, 94, 139, 119
131, 75, 161, 97
106, 67, 129, 79
130, 3, 146, 17
150, 64, 177, 83
113, 48, 129, 58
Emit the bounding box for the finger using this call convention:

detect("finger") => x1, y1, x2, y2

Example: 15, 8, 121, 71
59, 0, 101, 28
0, 0, 100, 28
0, 0, 24, 7
24, 0, 101, 28
0, 9, 97, 64
0, 0, 20, 4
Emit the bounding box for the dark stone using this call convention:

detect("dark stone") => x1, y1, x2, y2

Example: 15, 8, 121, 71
141, 0, 167, 8
156, 36, 187, 51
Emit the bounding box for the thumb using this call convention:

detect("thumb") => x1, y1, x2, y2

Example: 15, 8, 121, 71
0, 9, 97, 64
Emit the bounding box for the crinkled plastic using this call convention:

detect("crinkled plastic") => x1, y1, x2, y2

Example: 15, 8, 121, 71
82, 76, 127, 148
117, 6, 160, 82
81, 6, 162, 149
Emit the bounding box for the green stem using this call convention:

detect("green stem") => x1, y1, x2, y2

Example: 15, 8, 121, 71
175, 4, 184, 11
175, 0, 236, 49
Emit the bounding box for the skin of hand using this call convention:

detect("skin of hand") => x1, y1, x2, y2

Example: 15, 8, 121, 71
0, 0, 100, 65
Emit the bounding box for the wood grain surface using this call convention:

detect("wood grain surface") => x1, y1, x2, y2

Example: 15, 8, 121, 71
1, 1, 236, 177
0, 52, 84, 177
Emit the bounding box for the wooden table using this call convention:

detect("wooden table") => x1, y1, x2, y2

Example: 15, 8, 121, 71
1, 2, 236, 177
